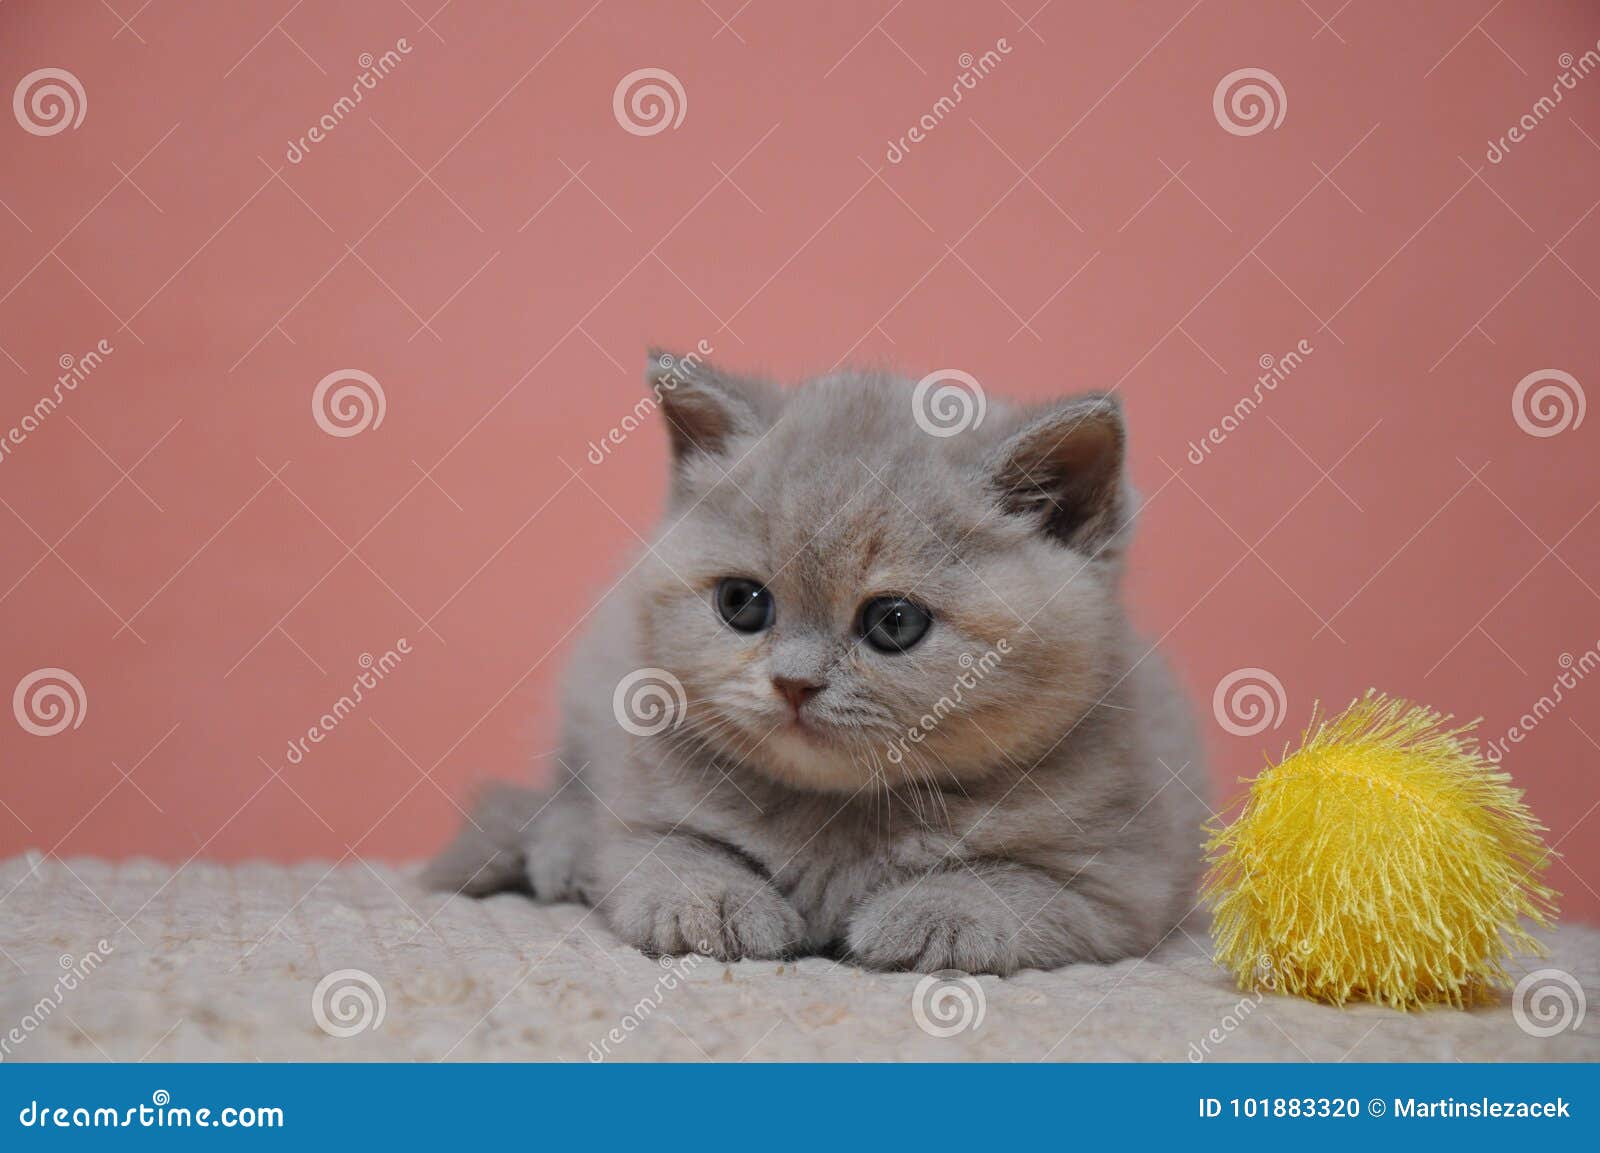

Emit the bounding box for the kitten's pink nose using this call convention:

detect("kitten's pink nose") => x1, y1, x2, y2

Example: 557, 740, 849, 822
772, 675, 826, 713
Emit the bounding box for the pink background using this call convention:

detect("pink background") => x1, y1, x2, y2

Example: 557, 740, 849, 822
1, 1, 1597, 922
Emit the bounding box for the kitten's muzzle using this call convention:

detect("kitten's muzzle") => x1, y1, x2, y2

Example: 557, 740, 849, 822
771, 675, 826, 715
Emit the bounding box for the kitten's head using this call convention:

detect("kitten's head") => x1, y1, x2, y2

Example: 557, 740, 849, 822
634, 351, 1135, 794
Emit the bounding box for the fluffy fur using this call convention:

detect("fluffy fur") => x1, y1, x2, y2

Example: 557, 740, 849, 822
424, 354, 1208, 975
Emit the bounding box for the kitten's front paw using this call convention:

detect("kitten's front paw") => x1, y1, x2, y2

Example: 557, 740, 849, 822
847, 878, 1021, 975
609, 879, 804, 962
524, 820, 588, 903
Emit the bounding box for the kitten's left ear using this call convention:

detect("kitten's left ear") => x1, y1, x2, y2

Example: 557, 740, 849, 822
646, 349, 780, 467
989, 393, 1131, 555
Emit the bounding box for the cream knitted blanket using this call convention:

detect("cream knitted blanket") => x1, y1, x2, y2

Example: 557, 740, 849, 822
2, 855, 1594, 1061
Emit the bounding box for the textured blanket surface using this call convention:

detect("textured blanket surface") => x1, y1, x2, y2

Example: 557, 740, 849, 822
2, 855, 1596, 1062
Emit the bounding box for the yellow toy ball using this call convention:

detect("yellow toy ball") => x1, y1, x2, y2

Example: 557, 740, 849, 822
1203, 691, 1558, 1010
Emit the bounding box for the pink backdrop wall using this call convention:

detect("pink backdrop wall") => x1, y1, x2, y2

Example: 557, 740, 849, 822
2, 1, 1597, 921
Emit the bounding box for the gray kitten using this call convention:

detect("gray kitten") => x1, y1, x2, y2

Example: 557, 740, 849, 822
424, 354, 1208, 975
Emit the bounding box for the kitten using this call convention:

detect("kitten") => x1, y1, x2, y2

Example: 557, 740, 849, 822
424, 353, 1208, 975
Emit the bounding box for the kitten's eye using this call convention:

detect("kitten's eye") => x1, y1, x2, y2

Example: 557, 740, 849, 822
715, 578, 774, 633
859, 597, 932, 653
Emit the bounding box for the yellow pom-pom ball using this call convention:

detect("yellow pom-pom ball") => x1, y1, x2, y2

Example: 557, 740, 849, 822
1203, 691, 1558, 1010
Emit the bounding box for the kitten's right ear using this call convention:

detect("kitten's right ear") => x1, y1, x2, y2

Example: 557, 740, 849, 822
647, 349, 778, 468
989, 393, 1131, 555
